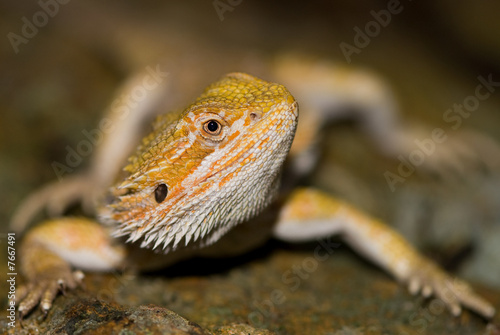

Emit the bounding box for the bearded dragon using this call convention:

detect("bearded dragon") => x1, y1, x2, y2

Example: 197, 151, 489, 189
13, 71, 495, 321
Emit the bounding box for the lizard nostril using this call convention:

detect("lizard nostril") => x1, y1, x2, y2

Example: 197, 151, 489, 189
154, 183, 168, 203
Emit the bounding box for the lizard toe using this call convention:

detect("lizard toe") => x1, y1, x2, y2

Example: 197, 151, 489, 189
407, 258, 495, 319
18, 268, 85, 318
40, 281, 59, 313
18, 286, 44, 319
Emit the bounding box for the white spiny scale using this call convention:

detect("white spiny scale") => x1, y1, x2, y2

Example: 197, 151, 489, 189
173, 231, 184, 249
158, 224, 170, 239
168, 220, 182, 235
193, 224, 202, 241
184, 228, 193, 246
181, 222, 191, 236
200, 222, 208, 237
141, 221, 154, 235
147, 220, 163, 235
143, 231, 157, 246
162, 233, 175, 250
140, 238, 150, 248
153, 227, 169, 249
127, 228, 143, 243
152, 237, 164, 250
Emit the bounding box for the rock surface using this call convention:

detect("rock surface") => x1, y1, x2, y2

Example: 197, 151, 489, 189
1, 247, 499, 334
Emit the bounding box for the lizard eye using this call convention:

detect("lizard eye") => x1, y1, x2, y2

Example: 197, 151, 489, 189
203, 120, 222, 136
154, 183, 168, 203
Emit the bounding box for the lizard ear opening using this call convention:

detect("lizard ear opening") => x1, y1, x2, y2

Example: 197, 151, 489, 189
249, 112, 260, 121
154, 183, 168, 203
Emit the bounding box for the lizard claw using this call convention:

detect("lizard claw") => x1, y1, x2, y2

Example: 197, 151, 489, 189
418, 129, 500, 182
16, 218, 124, 318
17, 267, 84, 319
405, 258, 495, 319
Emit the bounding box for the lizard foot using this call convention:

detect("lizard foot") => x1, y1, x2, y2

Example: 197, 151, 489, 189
398, 127, 500, 183
406, 258, 495, 319
17, 269, 84, 319
17, 218, 126, 318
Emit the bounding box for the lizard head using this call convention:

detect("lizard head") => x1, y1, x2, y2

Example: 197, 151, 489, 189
100, 72, 298, 251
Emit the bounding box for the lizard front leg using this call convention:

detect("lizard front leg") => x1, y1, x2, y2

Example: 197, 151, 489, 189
17, 217, 126, 317
10, 68, 169, 233
273, 187, 496, 319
